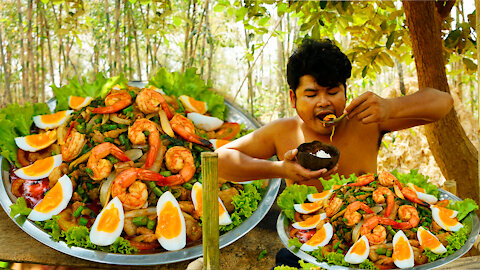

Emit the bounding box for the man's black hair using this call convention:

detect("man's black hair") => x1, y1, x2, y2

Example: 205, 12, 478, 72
287, 39, 352, 93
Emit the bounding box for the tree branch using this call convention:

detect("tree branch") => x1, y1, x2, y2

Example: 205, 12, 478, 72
435, 0, 456, 20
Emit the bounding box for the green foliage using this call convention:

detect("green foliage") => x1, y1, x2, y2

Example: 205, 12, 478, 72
9, 197, 32, 225
277, 184, 318, 221
320, 173, 356, 191
447, 198, 479, 221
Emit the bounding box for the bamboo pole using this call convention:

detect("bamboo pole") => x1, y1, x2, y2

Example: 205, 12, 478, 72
201, 152, 219, 270
476, 0, 479, 211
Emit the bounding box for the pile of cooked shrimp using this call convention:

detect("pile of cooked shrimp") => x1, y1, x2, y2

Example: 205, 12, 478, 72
10, 85, 249, 251
288, 171, 466, 269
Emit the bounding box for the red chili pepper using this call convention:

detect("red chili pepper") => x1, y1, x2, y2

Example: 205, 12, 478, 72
216, 122, 240, 140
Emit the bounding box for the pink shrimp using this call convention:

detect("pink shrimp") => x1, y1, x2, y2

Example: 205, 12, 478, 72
170, 114, 212, 148
347, 173, 375, 187
373, 187, 395, 217
87, 142, 130, 181
135, 88, 174, 119
128, 119, 160, 169
92, 90, 132, 114
161, 146, 196, 186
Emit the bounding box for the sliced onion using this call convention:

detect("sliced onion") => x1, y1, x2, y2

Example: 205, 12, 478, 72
394, 184, 405, 199
352, 220, 364, 243
371, 205, 384, 214
124, 149, 143, 161
99, 172, 116, 207
87, 114, 101, 132
125, 207, 156, 218
111, 114, 132, 125
102, 113, 109, 125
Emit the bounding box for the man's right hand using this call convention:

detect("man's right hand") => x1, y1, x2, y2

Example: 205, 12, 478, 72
281, 149, 337, 183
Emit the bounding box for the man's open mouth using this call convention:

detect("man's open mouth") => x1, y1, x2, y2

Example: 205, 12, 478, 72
316, 111, 335, 121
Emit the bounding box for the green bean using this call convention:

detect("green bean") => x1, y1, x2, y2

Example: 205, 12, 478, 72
143, 130, 150, 137
411, 227, 418, 233
183, 183, 193, 190
354, 191, 366, 196
118, 124, 128, 129
333, 241, 341, 250
104, 137, 114, 143
102, 124, 118, 132
387, 225, 396, 236
73, 206, 84, 218
77, 186, 85, 195
148, 182, 156, 189
107, 156, 118, 164
76, 123, 86, 134
86, 182, 93, 190
160, 171, 172, 177
147, 219, 156, 230
123, 106, 134, 113
132, 216, 148, 226
78, 217, 88, 226
76, 118, 85, 124
386, 249, 393, 257
152, 187, 163, 197
375, 248, 387, 255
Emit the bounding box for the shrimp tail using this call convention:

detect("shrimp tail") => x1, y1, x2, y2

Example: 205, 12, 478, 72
137, 169, 167, 182
144, 145, 159, 169
156, 175, 186, 186
160, 102, 174, 120
384, 196, 395, 217
110, 145, 131, 162
174, 126, 213, 148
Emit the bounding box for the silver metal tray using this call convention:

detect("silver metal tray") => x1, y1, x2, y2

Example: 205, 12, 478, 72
277, 189, 480, 270
0, 93, 280, 265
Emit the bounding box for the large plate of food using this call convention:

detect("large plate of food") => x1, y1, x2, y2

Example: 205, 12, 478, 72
276, 171, 479, 269
0, 69, 280, 265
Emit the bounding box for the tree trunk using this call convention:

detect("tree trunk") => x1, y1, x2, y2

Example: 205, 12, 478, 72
476, 0, 480, 206
403, 1, 478, 202
37, 2, 45, 103
0, 27, 11, 105
17, 0, 27, 101
114, 0, 121, 75
41, 5, 55, 87
104, 0, 112, 76
26, 0, 35, 102
276, 15, 286, 118
129, 5, 142, 81
182, 0, 192, 72
396, 59, 406, 96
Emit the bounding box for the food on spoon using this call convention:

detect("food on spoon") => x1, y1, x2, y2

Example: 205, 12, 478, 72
14, 154, 63, 180
15, 130, 57, 152
68, 96, 93, 110
33, 110, 74, 129
27, 175, 73, 221
89, 197, 125, 246
323, 114, 337, 122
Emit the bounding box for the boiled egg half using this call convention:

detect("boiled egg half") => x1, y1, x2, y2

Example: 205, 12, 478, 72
68, 96, 92, 110
191, 182, 232, 225
179, 95, 207, 114
27, 174, 73, 221
156, 191, 186, 251
33, 110, 73, 129
417, 226, 447, 254
300, 222, 333, 252
14, 154, 63, 180
407, 183, 438, 204
430, 205, 464, 232
292, 213, 327, 230
294, 200, 323, 214
209, 139, 231, 150
15, 130, 57, 152
89, 196, 124, 246
307, 189, 333, 203
187, 113, 223, 132
393, 230, 414, 269
344, 235, 370, 264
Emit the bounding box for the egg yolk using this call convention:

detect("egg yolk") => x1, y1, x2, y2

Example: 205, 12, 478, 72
69, 96, 87, 108
306, 225, 326, 246
438, 206, 458, 227
300, 201, 322, 212
412, 184, 426, 193
22, 156, 55, 176
393, 237, 410, 261
219, 201, 226, 216
41, 111, 67, 124
97, 204, 120, 233
419, 230, 441, 249
194, 187, 203, 215
214, 139, 230, 149
351, 239, 367, 255
312, 190, 330, 200
35, 182, 63, 213
182, 96, 207, 113
25, 131, 56, 148
158, 201, 181, 239
298, 214, 321, 228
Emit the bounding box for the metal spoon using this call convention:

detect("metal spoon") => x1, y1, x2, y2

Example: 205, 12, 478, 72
319, 112, 348, 126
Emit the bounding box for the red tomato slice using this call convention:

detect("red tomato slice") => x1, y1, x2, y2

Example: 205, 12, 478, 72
216, 122, 240, 140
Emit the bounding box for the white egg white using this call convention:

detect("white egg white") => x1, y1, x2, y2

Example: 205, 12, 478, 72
27, 174, 73, 221
179, 95, 207, 114
344, 235, 370, 264
300, 222, 333, 252
157, 191, 186, 251
14, 154, 63, 180
89, 197, 125, 246
407, 183, 438, 204
430, 205, 464, 232
15, 130, 57, 152
292, 213, 327, 230
417, 227, 447, 254
33, 110, 74, 129
393, 230, 414, 269
293, 201, 323, 214
307, 190, 332, 203
187, 113, 223, 131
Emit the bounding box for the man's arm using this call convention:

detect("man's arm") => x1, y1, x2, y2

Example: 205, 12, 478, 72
344, 87, 453, 132
216, 119, 329, 182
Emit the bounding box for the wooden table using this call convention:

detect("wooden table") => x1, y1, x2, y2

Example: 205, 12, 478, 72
0, 196, 479, 269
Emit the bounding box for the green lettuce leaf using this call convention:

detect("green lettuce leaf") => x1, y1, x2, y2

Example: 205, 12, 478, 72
52, 73, 128, 111
9, 197, 32, 225
391, 169, 440, 198
273, 265, 298, 270
288, 237, 303, 252
320, 173, 356, 191
148, 68, 225, 119
0, 118, 20, 167
447, 198, 479, 221
277, 184, 318, 221
220, 180, 264, 232
424, 224, 470, 262
299, 260, 320, 270
36, 215, 62, 241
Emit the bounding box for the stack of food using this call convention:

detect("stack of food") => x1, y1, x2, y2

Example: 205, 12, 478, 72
2, 70, 266, 254
278, 171, 478, 269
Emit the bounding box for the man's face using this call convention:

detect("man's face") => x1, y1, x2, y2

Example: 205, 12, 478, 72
290, 75, 346, 135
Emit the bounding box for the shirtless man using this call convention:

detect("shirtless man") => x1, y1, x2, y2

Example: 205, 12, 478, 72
216, 39, 453, 191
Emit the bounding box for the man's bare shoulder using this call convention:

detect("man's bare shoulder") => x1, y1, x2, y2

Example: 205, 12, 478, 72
260, 116, 299, 134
